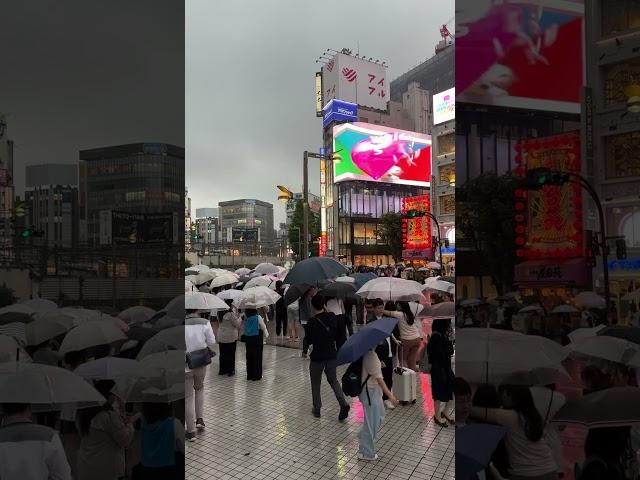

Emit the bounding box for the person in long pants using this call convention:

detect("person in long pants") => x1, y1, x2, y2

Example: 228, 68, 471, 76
358, 349, 399, 461
185, 366, 207, 439
242, 308, 269, 381
217, 302, 242, 376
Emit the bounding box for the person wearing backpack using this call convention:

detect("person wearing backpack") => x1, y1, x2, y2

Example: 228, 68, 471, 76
357, 348, 399, 461
242, 308, 269, 381
307, 295, 350, 421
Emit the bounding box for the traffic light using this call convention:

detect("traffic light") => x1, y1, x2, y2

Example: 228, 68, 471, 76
20, 228, 44, 238
277, 185, 293, 202
524, 168, 570, 189
616, 238, 627, 260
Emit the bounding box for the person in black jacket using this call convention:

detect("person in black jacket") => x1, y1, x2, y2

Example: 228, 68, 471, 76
427, 318, 455, 427
274, 281, 288, 338
307, 294, 350, 422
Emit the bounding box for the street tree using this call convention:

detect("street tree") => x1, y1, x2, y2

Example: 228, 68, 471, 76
288, 200, 320, 259
378, 213, 404, 263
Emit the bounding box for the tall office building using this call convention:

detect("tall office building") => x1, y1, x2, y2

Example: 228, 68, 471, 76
0, 117, 14, 252
24, 164, 79, 248
219, 199, 274, 245
195, 207, 218, 218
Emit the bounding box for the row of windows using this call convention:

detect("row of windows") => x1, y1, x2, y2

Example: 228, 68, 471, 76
602, 0, 640, 37
337, 184, 428, 219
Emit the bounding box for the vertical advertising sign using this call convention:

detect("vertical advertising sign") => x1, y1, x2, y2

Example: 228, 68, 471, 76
432, 87, 456, 125
319, 157, 327, 256
515, 131, 583, 258
322, 53, 389, 111
315, 72, 323, 117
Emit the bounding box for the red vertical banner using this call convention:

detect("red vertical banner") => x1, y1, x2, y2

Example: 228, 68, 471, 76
402, 195, 432, 250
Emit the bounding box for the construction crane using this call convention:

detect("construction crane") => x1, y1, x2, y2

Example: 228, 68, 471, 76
436, 16, 455, 54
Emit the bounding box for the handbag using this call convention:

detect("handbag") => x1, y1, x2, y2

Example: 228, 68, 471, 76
186, 348, 213, 369
419, 335, 432, 374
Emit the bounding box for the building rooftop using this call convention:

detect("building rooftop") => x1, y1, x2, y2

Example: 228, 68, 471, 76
79, 143, 185, 160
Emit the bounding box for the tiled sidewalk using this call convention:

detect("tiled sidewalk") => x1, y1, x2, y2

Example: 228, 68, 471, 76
185, 344, 454, 480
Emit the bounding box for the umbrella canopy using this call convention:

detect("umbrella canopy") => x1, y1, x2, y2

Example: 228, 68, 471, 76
19, 298, 58, 313
622, 289, 640, 302
283, 257, 348, 286
574, 291, 606, 309
422, 302, 455, 318
185, 279, 195, 293
136, 326, 184, 359
235, 267, 251, 275
0, 303, 36, 316
284, 283, 313, 306
529, 386, 566, 423
0, 310, 33, 326
335, 276, 355, 284
0, 322, 27, 345
459, 299, 483, 307
423, 279, 455, 295
237, 286, 281, 310
153, 314, 183, 330
118, 306, 156, 324
114, 358, 184, 403
254, 263, 280, 275
0, 362, 105, 409
318, 282, 357, 299
456, 328, 569, 385
0, 335, 31, 362
356, 277, 426, 302
126, 326, 160, 342
519, 305, 544, 314
25, 318, 69, 346
184, 291, 229, 311
336, 317, 398, 365
75, 357, 138, 380
567, 325, 605, 343
553, 387, 640, 428
597, 325, 640, 345
426, 261, 441, 269
349, 272, 378, 289
59, 321, 127, 355
567, 335, 640, 367
243, 275, 277, 290
456, 424, 507, 480
217, 289, 244, 305
187, 264, 209, 273
185, 272, 212, 286
209, 273, 240, 289
551, 305, 579, 314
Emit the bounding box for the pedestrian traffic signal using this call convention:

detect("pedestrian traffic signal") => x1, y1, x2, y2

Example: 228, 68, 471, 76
616, 238, 627, 260
524, 168, 570, 189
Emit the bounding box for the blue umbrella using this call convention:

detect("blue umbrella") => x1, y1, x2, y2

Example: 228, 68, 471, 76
456, 424, 507, 480
283, 257, 348, 286
336, 317, 397, 365
349, 272, 378, 289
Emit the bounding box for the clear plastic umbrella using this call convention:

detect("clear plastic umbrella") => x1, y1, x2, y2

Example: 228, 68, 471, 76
19, 298, 58, 313
118, 306, 156, 324
237, 286, 281, 309
0, 335, 31, 362
59, 321, 127, 355
243, 275, 277, 290
185, 291, 229, 311
254, 263, 280, 275
356, 277, 426, 302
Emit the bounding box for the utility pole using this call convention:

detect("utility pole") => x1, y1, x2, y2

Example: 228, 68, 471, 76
303, 151, 309, 260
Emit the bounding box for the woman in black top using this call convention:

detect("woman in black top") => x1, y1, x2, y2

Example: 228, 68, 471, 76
427, 318, 455, 427
274, 281, 288, 338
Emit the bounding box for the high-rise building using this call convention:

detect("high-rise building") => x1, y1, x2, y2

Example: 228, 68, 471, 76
195, 207, 218, 218
585, 0, 640, 301
0, 116, 14, 253
185, 188, 192, 251
219, 199, 274, 246
192, 216, 218, 252
79, 143, 184, 245
24, 164, 79, 248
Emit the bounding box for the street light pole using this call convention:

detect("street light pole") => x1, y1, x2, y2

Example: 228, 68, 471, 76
424, 211, 443, 265
303, 151, 309, 260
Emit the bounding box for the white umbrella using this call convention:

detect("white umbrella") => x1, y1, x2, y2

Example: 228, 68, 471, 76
116, 351, 185, 403
356, 277, 426, 302
552, 387, 640, 428
0, 362, 105, 409
574, 291, 606, 309
335, 276, 356, 284
567, 335, 640, 367
235, 268, 251, 275
567, 325, 605, 343
185, 279, 195, 293
187, 264, 209, 273
138, 350, 185, 371
0, 303, 35, 315
551, 305, 579, 314
456, 328, 569, 385
75, 357, 138, 380
19, 298, 58, 313
426, 262, 441, 269
254, 263, 280, 275
530, 386, 566, 423
25, 318, 69, 346
519, 305, 544, 314
0, 335, 31, 362
422, 302, 455, 318
622, 289, 640, 302
185, 291, 229, 311
153, 314, 183, 330
423, 279, 455, 295
243, 275, 277, 290
136, 326, 184, 359
217, 289, 244, 304
59, 321, 127, 355
118, 306, 156, 324
33, 310, 75, 329
0, 322, 27, 345
237, 286, 281, 309
209, 273, 240, 289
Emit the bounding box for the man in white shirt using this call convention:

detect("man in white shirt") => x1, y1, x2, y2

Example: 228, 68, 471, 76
0, 403, 72, 480
185, 310, 216, 442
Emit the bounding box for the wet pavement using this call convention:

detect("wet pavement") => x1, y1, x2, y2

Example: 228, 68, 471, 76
185, 342, 454, 480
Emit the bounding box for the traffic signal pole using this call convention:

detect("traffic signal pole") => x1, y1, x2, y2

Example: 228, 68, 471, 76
303, 151, 309, 260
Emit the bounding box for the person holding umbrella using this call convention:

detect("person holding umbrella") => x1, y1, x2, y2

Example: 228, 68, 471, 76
300, 287, 317, 358
427, 318, 455, 427
242, 308, 269, 381
274, 281, 288, 339
216, 299, 242, 376
306, 295, 350, 420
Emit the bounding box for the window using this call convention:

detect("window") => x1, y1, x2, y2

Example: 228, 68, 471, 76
608, 205, 640, 247
437, 133, 455, 156
439, 164, 455, 185
440, 194, 455, 215
603, 60, 640, 106
605, 132, 640, 178
602, 0, 640, 37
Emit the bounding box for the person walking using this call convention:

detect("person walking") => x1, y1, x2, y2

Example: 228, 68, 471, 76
286, 298, 300, 342
185, 308, 216, 442
358, 348, 399, 461
325, 296, 353, 351
371, 299, 400, 409
384, 301, 423, 371
274, 281, 288, 338
217, 299, 242, 376
306, 294, 350, 421
0, 403, 72, 480
427, 318, 455, 427
300, 287, 317, 357
242, 308, 269, 381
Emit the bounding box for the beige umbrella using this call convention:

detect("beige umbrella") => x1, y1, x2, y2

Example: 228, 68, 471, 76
0, 362, 105, 409
59, 321, 127, 355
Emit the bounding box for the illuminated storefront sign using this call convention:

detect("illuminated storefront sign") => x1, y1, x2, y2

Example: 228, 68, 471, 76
401, 195, 433, 260
433, 87, 455, 125
322, 99, 358, 128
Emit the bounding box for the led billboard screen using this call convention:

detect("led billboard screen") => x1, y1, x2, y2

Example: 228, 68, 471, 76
333, 123, 431, 186
433, 88, 455, 125
456, 1, 584, 113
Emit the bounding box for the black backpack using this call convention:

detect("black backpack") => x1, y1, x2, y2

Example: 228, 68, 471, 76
341, 357, 371, 402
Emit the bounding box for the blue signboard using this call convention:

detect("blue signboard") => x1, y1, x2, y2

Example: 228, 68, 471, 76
609, 259, 640, 272
322, 100, 358, 128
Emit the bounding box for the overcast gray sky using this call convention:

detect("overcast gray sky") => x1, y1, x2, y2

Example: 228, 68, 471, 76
0, 0, 184, 194
186, 0, 454, 225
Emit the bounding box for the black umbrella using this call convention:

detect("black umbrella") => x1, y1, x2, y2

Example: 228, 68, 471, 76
284, 283, 312, 306
283, 257, 347, 286
597, 325, 640, 345
0, 312, 34, 326
318, 282, 357, 299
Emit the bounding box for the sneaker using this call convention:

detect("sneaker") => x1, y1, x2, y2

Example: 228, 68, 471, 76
313, 409, 321, 418
338, 404, 350, 422
384, 400, 396, 410
186, 432, 196, 442
196, 418, 205, 430
357, 452, 378, 461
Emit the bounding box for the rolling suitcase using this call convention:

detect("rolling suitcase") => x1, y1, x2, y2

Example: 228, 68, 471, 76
392, 366, 417, 404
